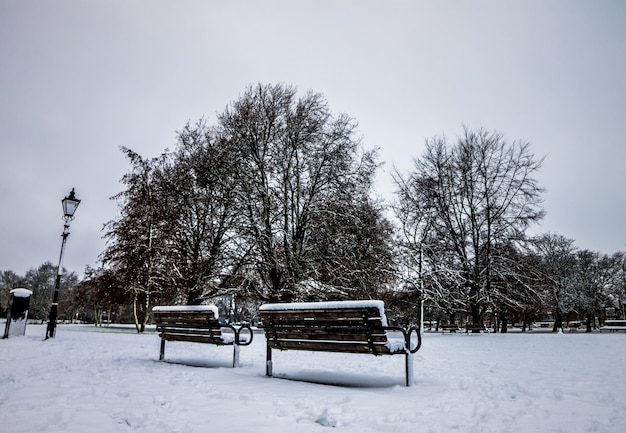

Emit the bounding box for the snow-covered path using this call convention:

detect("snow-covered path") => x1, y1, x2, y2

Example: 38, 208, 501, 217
1, 324, 625, 433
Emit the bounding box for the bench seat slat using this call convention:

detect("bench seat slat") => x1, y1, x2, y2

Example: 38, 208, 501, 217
158, 318, 216, 325
265, 308, 383, 318
268, 340, 393, 354
158, 327, 223, 336
267, 318, 384, 327
163, 333, 224, 344
270, 330, 388, 342
156, 314, 216, 322
156, 322, 221, 330
263, 310, 382, 320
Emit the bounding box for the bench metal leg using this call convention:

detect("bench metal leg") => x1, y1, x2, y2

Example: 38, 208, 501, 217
266, 343, 273, 376
232, 344, 240, 368
405, 352, 414, 387
159, 339, 165, 361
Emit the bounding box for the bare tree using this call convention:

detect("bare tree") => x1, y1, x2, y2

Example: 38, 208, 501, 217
166, 120, 244, 303
216, 83, 389, 301
488, 241, 544, 332
75, 266, 130, 325
1, 270, 24, 315
309, 193, 396, 300
610, 252, 626, 319
103, 84, 393, 312
394, 127, 545, 325
16, 263, 78, 322
22, 263, 57, 321
102, 148, 175, 332
574, 250, 624, 331
531, 233, 577, 331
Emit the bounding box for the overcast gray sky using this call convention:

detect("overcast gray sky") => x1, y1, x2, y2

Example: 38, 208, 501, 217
1, 1, 625, 277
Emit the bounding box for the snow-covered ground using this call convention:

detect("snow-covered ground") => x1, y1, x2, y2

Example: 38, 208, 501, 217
1, 323, 625, 433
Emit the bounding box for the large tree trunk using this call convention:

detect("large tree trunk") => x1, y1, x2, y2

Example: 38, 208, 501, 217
522, 311, 531, 332
470, 298, 488, 326
586, 314, 594, 333
500, 311, 509, 333
94, 308, 102, 327
133, 292, 149, 333
552, 307, 563, 332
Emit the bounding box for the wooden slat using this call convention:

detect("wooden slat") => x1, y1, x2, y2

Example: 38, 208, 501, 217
155, 309, 216, 315
164, 333, 223, 344
158, 327, 221, 336
157, 319, 215, 326
264, 323, 386, 331
267, 328, 387, 338
156, 325, 222, 332
261, 312, 384, 329
156, 319, 219, 325
155, 316, 217, 323
267, 339, 392, 354
260, 308, 383, 320
155, 310, 216, 319
265, 319, 384, 329
155, 310, 215, 316
266, 329, 387, 342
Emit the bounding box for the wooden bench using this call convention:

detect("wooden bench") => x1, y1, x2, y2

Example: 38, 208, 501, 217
440, 324, 459, 333
152, 305, 253, 367
465, 323, 488, 334
567, 321, 582, 332
599, 320, 626, 333
533, 321, 554, 329
259, 300, 422, 386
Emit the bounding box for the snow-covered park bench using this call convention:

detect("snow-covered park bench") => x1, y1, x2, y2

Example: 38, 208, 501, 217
465, 323, 488, 334
599, 320, 626, 333
440, 323, 459, 333
152, 305, 253, 367
259, 300, 422, 386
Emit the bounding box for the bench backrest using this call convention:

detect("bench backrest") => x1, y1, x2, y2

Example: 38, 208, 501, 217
153, 308, 223, 344
260, 306, 395, 355
603, 320, 626, 327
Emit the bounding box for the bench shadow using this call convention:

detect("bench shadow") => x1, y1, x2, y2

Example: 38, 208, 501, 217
271, 369, 403, 388
156, 357, 233, 369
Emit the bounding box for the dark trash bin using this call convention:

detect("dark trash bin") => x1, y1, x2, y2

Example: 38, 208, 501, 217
3, 288, 33, 338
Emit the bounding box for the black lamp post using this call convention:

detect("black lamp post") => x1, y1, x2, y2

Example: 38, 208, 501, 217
45, 188, 81, 339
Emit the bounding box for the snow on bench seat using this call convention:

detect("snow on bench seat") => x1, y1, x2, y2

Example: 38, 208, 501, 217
260, 300, 388, 325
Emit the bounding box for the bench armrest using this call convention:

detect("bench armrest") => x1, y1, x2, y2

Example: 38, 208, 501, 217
236, 323, 254, 346
383, 325, 422, 354
217, 322, 254, 346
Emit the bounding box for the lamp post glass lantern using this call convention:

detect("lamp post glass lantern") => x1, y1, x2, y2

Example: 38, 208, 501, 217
45, 188, 80, 339
62, 189, 80, 218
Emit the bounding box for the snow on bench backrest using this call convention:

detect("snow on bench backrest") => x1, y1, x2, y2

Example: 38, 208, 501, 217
152, 305, 219, 319
259, 300, 388, 326
602, 320, 626, 328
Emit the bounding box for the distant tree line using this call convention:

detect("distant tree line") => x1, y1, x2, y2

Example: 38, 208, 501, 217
393, 127, 625, 332
0, 264, 79, 322
2, 84, 624, 333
